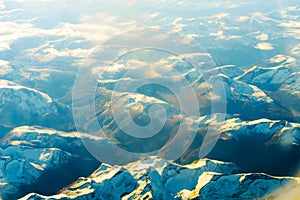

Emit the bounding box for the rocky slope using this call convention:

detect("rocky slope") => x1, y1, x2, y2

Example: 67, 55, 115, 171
96, 54, 295, 124
1, 118, 300, 199
236, 55, 300, 122
0, 0, 299, 199
0, 52, 299, 199
182, 118, 300, 176
0, 127, 102, 199
21, 157, 300, 200
0, 80, 74, 133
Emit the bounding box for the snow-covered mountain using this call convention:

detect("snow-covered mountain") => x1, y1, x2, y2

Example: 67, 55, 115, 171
0, 118, 300, 199
0, 0, 299, 199
0, 80, 74, 133
0, 126, 102, 199
0, 79, 57, 115
21, 157, 300, 200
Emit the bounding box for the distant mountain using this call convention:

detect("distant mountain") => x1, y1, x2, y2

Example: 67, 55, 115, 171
0, 0, 299, 199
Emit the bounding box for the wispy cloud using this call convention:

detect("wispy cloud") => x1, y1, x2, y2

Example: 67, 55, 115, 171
34, 47, 94, 62
0, 0, 5, 9
254, 42, 274, 50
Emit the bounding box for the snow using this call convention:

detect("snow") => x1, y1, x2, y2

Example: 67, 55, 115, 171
0, 0, 300, 199
0, 80, 57, 120
0, 126, 106, 199
20, 157, 300, 200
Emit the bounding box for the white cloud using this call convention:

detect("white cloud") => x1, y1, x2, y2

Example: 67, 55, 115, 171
0, 59, 9, 66
250, 12, 276, 22
0, 8, 24, 15
171, 17, 186, 32
236, 16, 249, 22
0, 60, 12, 75
54, 23, 119, 42
35, 47, 94, 62
0, 0, 5, 9
209, 31, 240, 40
80, 13, 118, 24
0, 21, 40, 51
254, 42, 274, 50
255, 33, 269, 41
279, 21, 300, 39
291, 43, 300, 56
0, 20, 123, 52
280, 21, 300, 28
105, 63, 126, 73
207, 13, 229, 20
10, 0, 52, 2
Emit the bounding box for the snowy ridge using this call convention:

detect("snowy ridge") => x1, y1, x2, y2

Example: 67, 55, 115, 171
0, 0, 299, 198
21, 157, 300, 200
0, 79, 55, 114
0, 126, 104, 199
0, 80, 74, 131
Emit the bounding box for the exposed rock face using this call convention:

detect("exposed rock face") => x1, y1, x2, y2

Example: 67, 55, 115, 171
86, 53, 300, 179
1, 53, 299, 199
181, 172, 300, 200
0, 146, 72, 199
268, 71, 300, 122
235, 55, 300, 122
93, 91, 300, 176
0, 0, 300, 198
95, 55, 295, 130
237, 55, 296, 91
183, 118, 300, 176
204, 74, 291, 121
20, 157, 300, 200
88, 54, 297, 161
